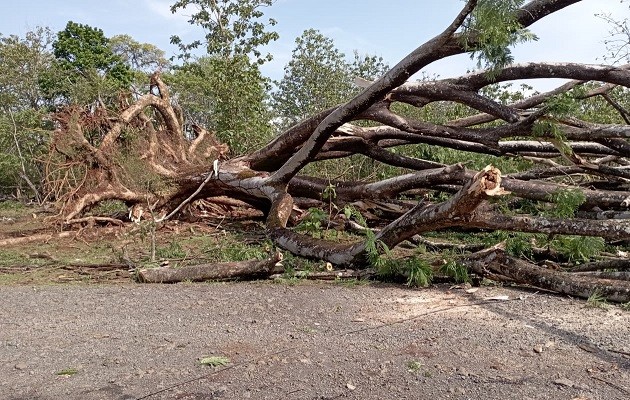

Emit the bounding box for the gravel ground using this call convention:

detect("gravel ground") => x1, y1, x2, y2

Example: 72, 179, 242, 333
1, 282, 629, 400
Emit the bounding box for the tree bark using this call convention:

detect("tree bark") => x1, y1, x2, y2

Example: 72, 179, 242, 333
464, 247, 630, 303
136, 251, 284, 283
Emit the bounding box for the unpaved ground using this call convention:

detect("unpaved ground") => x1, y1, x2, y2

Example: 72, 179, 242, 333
1, 282, 629, 400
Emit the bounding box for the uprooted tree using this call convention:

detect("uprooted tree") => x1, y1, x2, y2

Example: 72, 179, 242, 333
44, 0, 629, 301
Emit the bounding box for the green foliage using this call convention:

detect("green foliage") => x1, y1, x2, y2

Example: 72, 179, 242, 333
272, 29, 352, 129
586, 291, 609, 309
0, 28, 55, 196
547, 189, 586, 218
170, 0, 278, 64
167, 55, 273, 154
90, 200, 128, 215
0, 200, 24, 211
199, 356, 230, 367
0, 27, 54, 110
505, 233, 534, 259
295, 207, 328, 238
342, 205, 391, 268
551, 236, 605, 264
197, 234, 271, 262
545, 86, 588, 116
109, 34, 170, 89
407, 361, 424, 373
156, 241, 187, 260
377, 256, 434, 287
109, 34, 170, 73
406, 259, 434, 287
578, 85, 630, 124
440, 259, 470, 284
462, 0, 537, 76
348, 50, 390, 82
480, 82, 532, 105
0, 109, 50, 196
40, 22, 132, 105
272, 29, 389, 131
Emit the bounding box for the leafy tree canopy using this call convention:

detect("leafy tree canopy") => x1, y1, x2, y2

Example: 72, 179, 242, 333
272, 29, 389, 130
40, 21, 133, 105
170, 0, 279, 64
109, 34, 170, 73
0, 27, 54, 111
167, 55, 274, 154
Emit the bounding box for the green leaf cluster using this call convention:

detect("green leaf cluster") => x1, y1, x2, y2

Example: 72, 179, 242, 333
547, 189, 586, 218
462, 0, 537, 77
377, 256, 434, 287
170, 0, 278, 64
551, 236, 605, 264
295, 207, 329, 238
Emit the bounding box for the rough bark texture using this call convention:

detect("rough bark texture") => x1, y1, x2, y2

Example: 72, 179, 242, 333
137, 252, 283, 283
464, 247, 630, 302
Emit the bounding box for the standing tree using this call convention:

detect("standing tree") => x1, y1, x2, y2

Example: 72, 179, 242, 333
166, 0, 278, 155
169, 0, 278, 64
0, 27, 55, 198
273, 30, 390, 131
39, 22, 133, 106
46, 0, 630, 301
272, 29, 355, 130
109, 34, 171, 91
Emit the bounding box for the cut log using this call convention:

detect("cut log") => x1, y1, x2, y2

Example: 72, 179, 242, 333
136, 251, 283, 283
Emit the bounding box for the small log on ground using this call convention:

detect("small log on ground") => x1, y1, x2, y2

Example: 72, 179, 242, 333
136, 251, 283, 283
464, 247, 630, 303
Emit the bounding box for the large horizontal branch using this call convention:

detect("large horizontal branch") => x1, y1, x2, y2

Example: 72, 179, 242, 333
470, 211, 630, 240
374, 166, 507, 248
464, 247, 630, 302
288, 164, 467, 201
446, 63, 630, 91
447, 80, 585, 128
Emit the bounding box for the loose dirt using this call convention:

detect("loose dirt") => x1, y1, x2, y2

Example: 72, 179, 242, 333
1, 282, 629, 400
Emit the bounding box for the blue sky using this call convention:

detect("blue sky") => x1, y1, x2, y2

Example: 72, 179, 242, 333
1, 1, 628, 88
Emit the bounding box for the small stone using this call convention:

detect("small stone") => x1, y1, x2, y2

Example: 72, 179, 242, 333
14, 363, 27, 371
457, 367, 470, 377
533, 344, 544, 353
346, 383, 356, 390
554, 378, 574, 387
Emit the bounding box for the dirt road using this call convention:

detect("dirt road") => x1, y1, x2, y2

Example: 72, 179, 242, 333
1, 282, 628, 399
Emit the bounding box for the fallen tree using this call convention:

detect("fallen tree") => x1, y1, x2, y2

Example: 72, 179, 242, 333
44, 0, 629, 301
